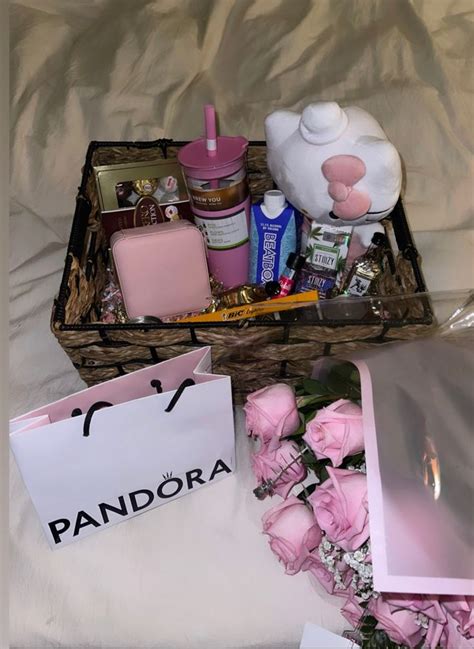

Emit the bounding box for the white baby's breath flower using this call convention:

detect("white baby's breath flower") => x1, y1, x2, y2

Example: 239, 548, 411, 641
415, 613, 429, 630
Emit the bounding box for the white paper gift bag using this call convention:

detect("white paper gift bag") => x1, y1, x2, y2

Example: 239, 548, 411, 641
10, 347, 234, 549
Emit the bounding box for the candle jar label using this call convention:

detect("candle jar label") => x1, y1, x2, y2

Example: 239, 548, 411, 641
194, 209, 249, 251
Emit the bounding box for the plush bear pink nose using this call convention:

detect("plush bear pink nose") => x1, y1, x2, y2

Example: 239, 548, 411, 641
322, 155, 366, 185
322, 154, 371, 220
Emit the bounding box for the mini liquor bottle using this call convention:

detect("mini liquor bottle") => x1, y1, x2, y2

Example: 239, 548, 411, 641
341, 233, 386, 297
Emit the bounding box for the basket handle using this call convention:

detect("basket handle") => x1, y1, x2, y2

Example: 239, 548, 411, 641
71, 378, 195, 437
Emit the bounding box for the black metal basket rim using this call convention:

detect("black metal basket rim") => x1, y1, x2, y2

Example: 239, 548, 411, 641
58, 314, 433, 332
86, 138, 267, 149
57, 319, 433, 333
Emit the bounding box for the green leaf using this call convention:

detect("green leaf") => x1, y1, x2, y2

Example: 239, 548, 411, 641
330, 360, 359, 380
359, 616, 405, 649
326, 362, 361, 400
296, 482, 318, 502
296, 393, 339, 409
302, 456, 332, 483
302, 378, 330, 396
317, 463, 330, 483
301, 449, 320, 472
336, 255, 347, 272
340, 451, 366, 470
309, 227, 323, 240
360, 614, 377, 631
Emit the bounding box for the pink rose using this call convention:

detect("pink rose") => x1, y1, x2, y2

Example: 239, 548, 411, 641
385, 594, 447, 649
441, 596, 474, 638
252, 439, 307, 498
262, 496, 321, 575
303, 399, 364, 467
301, 550, 353, 596
369, 596, 425, 648
341, 589, 365, 628
441, 611, 474, 648
244, 383, 300, 443
308, 467, 369, 551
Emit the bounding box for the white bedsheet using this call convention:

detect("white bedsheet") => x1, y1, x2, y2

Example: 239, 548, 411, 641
9, 0, 473, 646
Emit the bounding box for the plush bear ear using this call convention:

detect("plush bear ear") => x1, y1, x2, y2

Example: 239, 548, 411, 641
299, 102, 348, 144
264, 110, 300, 150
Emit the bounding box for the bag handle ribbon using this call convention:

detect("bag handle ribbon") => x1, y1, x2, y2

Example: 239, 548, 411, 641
71, 378, 195, 437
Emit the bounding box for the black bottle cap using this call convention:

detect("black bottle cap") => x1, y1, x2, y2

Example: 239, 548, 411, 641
286, 252, 306, 271
265, 281, 281, 297
295, 255, 306, 271
372, 232, 387, 247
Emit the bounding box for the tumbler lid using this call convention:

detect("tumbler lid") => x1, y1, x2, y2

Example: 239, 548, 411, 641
178, 136, 248, 180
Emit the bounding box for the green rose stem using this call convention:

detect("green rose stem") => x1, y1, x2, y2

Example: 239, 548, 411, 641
253, 444, 311, 500
296, 394, 346, 409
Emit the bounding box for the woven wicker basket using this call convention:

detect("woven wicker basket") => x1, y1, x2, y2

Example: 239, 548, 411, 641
51, 139, 434, 402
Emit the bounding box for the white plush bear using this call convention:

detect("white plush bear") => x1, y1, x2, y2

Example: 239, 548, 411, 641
265, 101, 402, 247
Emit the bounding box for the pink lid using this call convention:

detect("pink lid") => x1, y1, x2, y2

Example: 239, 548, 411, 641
178, 135, 248, 180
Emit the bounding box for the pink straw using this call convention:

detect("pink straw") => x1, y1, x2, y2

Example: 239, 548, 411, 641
204, 104, 217, 158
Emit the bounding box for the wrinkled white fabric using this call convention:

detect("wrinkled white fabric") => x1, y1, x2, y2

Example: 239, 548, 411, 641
9, 0, 474, 647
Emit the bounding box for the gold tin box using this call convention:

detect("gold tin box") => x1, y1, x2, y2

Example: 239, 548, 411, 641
93, 159, 189, 211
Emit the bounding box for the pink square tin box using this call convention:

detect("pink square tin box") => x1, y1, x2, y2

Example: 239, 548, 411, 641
111, 221, 212, 319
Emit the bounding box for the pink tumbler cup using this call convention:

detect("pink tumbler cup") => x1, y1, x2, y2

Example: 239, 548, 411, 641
178, 105, 250, 289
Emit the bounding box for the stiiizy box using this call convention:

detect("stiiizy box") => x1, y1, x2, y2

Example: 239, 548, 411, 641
296, 223, 352, 298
